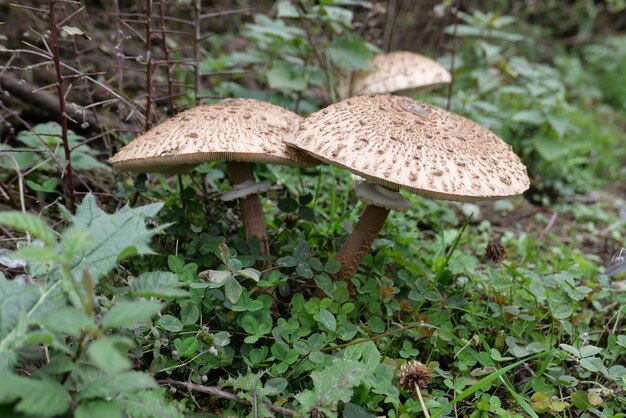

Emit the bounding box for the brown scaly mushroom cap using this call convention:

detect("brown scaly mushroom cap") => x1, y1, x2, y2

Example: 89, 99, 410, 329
286, 94, 529, 201
338, 51, 452, 100
108, 98, 318, 172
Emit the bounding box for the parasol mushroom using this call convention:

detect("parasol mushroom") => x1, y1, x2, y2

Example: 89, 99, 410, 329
285, 94, 529, 280
337, 51, 452, 100
109, 98, 318, 266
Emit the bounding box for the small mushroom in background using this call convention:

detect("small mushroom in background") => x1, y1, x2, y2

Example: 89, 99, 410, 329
109, 98, 318, 268
337, 51, 452, 100
285, 94, 529, 281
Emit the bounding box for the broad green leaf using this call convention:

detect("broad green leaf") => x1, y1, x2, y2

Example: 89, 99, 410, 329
76, 371, 157, 401
87, 336, 134, 374
0, 211, 56, 246
61, 226, 93, 259
75, 400, 122, 418
0, 375, 70, 418
173, 337, 200, 358
71, 194, 167, 283
344, 402, 376, 418
559, 344, 580, 358
158, 315, 184, 332
121, 389, 184, 418
532, 136, 568, 161
326, 33, 375, 70
101, 301, 163, 329
579, 345, 603, 358
295, 360, 371, 417
130, 271, 189, 298
224, 277, 243, 304
42, 307, 96, 337
512, 110, 544, 124
0, 276, 40, 340
267, 62, 307, 91
318, 308, 337, 332
236, 268, 260, 282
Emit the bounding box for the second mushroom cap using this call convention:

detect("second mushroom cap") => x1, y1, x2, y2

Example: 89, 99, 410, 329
285, 94, 529, 201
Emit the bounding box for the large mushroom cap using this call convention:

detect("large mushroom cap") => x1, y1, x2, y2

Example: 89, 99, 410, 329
109, 98, 318, 172
285, 94, 529, 201
338, 51, 452, 99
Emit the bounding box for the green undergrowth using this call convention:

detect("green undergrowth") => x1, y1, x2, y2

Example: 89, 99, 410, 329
1, 3, 626, 418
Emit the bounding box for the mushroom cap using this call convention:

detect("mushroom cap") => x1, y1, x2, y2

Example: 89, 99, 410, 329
285, 94, 529, 202
109, 98, 318, 172
338, 51, 452, 99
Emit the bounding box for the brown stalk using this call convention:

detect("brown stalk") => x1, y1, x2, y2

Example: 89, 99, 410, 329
160, 379, 296, 417
48, 0, 76, 212
334, 205, 390, 281
193, 0, 202, 105
145, 0, 154, 129
226, 162, 271, 269
445, 0, 461, 111
157, 0, 176, 114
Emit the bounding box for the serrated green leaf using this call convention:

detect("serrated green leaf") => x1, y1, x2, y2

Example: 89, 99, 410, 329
102, 301, 163, 329
0, 375, 70, 417
61, 226, 93, 259
88, 336, 134, 374
296, 359, 371, 417
0, 211, 56, 246
70, 194, 166, 284
130, 271, 189, 298
76, 371, 157, 401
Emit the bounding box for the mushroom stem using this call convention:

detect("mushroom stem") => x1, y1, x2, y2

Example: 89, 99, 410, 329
334, 205, 390, 281
226, 161, 270, 266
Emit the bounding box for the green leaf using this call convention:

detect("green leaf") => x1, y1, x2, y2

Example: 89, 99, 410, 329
579, 345, 603, 358
121, 389, 184, 418
0, 276, 40, 340
130, 271, 189, 298
224, 277, 243, 304
102, 301, 163, 329
267, 62, 307, 91
295, 359, 371, 416
551, 303, 573, 319
546, 114, 569, 138
173, 337, 200, 358
512, 110, 545, 124
344, 402, 377, 418
0, 375, 70, 418
71, 194, 167, 284
61, 226, 93, 259
76, 371, 157, 401
318, 308, 337, 332
326, 33, 375, 70
42, 307, 96, 337
158, 315, 184, 332
532, 136, 568, 161
87, 336, 134, 374
236, 268, 260, 282
278, 197, 299, 212
75, 400, 122, 418
432, 352, 551, 418
0, 211, 56, 246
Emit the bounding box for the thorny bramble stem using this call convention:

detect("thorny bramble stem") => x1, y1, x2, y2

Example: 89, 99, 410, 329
49, 0, 76, 212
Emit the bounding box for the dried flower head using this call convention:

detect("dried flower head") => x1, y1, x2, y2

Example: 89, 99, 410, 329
399, 360, 431, 394
485, 239, 507, 262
